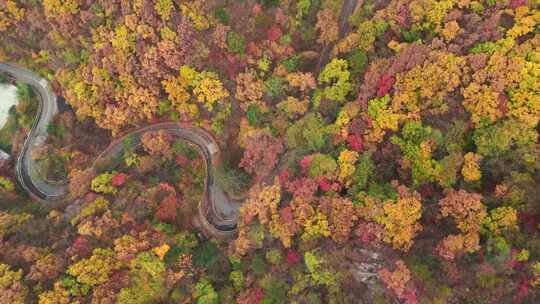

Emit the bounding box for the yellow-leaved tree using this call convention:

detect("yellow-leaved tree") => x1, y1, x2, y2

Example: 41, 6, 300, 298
357, 182, 423, 252
437, 189, 487, 260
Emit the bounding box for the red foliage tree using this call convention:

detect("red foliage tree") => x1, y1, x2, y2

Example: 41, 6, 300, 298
278, 169, 290, 186
286, 250, 301, 264
356, 221, 384, 246
155, 193, 178, 223
319, 177, 332, 192
510, 0, 528, 9
377, 74, 395, 97
514, 278, 529, 303
379, 260, 417, 304
267, 25, 282, 42
299, 155, 313, 174
175, 155, 189, 167
240, 131, 284, 180
111, 173, 127, 187
347, 134, 363, 152
285, 177, 318, 199
237, 287, 264, 304
247, 41, 263, 57
67, 236, 91, 258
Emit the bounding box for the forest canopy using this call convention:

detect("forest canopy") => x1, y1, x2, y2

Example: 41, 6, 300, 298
0, 0, 539, 303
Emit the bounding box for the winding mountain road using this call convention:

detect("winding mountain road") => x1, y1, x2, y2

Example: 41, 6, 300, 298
91, 122, 241, 234
0, 63, 68, 202
0, 63, 239, 237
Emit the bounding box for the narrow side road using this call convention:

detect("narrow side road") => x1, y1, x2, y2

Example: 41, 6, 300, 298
316, 0, 358, 73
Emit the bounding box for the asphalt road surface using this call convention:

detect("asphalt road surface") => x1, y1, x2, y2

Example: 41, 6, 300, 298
317, 0, 358, 72
0, 63, 68, 202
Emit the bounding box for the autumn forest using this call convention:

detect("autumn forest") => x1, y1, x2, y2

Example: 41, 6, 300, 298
0, 0, 539, 303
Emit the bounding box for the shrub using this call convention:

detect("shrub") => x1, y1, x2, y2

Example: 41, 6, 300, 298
193, 279, 219, 304
286, 113, 328, 152
265, 249, 283, 265
250, 255, 268, 275
0, 73, 8, 83
0, 176, 15, 192
90, 172, 117, 194
213, 164, 251, 198
67, 248, 119, 287
214, 6, 230, 24
260, 0, 281, 9
280, 55, 300, 72
227, 32, 246, 54
193, 241, 220, 268
70, 197, 109, 225
391, 121, 443, 185
308, 153, 337, 178
347, 49, 368, 76
117, 252, 167, 304
318, 59, 352, 102
0, 263, 28, 304
246, 104, 263, 126
264, 76, 285, 99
